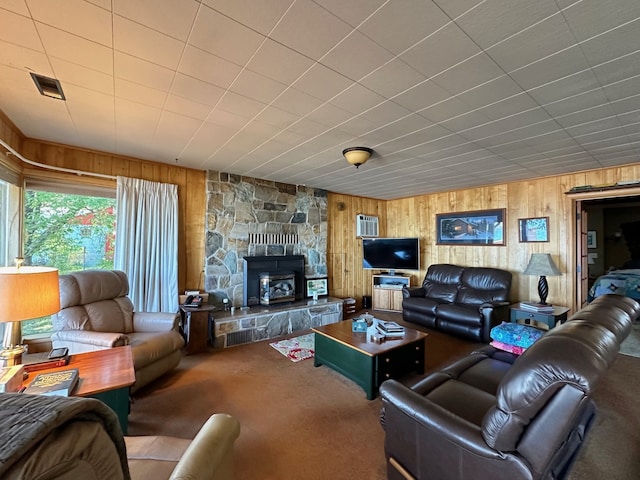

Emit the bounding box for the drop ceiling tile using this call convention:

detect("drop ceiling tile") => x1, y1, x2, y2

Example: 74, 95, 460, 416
562, 0, 640, 42
440, 111, 498, 133
329, 83, 386, 116
171, 73, 225, 106
113, 15, 184, 70
215, 91, 266, 118
555, 103, 618, 128
313, 0, 385, 27
270, 88, 324, 116
510, 47, 593, 90
0, 41, 50, 75
165, 94, 212, 121
432, 53, 504, 96
391, 80, 451, 112
1, 0, 30, 15
35, 23, 113, 74
115, 78, 166, 108
456, 0, 559, 49
564, 118, 622, 137
50, 57, 113, 95
245, 39, 315, 85
419, 96, 476, 124
337, 115, 378, 137
526, 70, 600, 105
202, 0, 292, 35
206, 108, 253, 129
291, 63, 352, 101
592, 50, 640, 86
114, 0, 198, 41
602, 78, 640, 102
178, 45, 242, 90
457, 76, 524, 109
189, 4, 265, 65
0, 11, 42, 54
285, 118, 330, 138
488, 15, 576, 73
155, 111, 204, 146
580, 20, 640, 66
269, 0, 351, 60
541, 89, 609, 118
114, 52, 175, 91
359, 0, 449, 55
305, 103, 358, 130
476, 94, 541, 122
252, 106, 299, 129
360, 59, 427, 99
400, 23, 482, 78
322, 30, 394, 82
230, 69, 287, 104
29, 0, 112, 46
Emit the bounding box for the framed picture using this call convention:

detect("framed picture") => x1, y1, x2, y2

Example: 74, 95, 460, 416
306, 277, 328, 297
587, 231, 597, 248
518, 217, 549, 242
436, 209, 506, 246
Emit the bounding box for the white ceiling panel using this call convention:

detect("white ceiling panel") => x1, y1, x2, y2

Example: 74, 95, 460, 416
1, 0, 639, 200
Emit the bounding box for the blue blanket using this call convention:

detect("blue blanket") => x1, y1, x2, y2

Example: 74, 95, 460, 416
588, 269, 640, 302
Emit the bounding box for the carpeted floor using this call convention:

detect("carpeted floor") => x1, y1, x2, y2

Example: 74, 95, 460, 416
128, 313, 639, 479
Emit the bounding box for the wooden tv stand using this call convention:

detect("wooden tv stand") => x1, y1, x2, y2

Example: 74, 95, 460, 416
372, 274, 410, 312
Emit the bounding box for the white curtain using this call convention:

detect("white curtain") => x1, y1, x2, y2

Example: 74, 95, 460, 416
115, 176, 178, 313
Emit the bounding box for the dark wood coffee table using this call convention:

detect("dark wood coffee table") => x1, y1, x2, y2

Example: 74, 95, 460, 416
312, 321, 427, 399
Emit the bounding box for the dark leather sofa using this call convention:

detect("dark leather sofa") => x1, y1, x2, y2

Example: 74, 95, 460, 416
380, 294, 640, 480
402, 264, 512, 342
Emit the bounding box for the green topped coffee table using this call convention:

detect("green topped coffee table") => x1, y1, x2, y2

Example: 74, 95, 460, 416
312, 320, 427, 399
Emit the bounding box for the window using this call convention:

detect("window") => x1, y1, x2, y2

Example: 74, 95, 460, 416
0, 177, 20, 340
22, 188, 116, 336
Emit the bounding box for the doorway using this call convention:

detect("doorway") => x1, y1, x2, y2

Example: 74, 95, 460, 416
572, 188, 640, 309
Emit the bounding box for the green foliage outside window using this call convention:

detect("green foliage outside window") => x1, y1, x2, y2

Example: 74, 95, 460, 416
22, 191, 116, 336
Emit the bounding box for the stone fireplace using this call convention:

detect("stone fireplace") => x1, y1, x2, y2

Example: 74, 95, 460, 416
243, 255, 305, 307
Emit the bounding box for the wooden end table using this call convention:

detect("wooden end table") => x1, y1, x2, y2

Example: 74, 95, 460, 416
23, 346, 135, 433
180, 304, 216, 354
510, 303, 570, 329
312, 320, 427, 400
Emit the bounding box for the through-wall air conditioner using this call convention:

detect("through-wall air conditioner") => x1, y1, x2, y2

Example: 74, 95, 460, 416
356, 214, 379, 237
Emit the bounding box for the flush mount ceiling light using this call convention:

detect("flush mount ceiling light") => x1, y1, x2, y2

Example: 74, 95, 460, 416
342, 147, 373, 168
30, 73, 66, 100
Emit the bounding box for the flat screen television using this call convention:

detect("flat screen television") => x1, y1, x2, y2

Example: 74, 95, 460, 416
362, 237, 420, 273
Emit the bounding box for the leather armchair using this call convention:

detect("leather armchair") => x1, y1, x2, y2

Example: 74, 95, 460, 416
381, 294, 640, 480
51, 270, 184, 393
0, 393, 240, 480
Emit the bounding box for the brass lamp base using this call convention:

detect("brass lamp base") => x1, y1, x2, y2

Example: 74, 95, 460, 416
0, 345, 27, 366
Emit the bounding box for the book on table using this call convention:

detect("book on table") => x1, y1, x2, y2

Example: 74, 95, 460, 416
376, 326, 405, 337
23, 368, 80, 397
520, 302, 554, 313
377, 320, 405, 333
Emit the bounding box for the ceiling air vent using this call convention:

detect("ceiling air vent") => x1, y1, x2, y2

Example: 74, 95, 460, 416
30, 73, 66, 100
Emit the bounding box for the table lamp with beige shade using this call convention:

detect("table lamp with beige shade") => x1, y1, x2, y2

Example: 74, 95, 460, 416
0, 259, 60, 366
523, 253, 562, 305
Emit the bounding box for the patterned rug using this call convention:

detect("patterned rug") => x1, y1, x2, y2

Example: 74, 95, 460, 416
269, 333, 315, 363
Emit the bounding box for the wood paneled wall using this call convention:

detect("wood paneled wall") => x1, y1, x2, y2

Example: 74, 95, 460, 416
328, 163, 640, 312
20, 140, 206, 292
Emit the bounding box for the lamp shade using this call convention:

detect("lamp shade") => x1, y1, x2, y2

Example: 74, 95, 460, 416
0, 266, 60, 322
342, 147, 372, 168
523, 253, 562, 277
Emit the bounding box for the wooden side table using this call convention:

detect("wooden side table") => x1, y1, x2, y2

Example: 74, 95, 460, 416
510, 303, 570, 329
22, 346, 135, 433
180, 305, 216, 354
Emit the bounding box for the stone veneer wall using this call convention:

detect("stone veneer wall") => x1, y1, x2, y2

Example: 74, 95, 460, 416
205, 171, 328, 308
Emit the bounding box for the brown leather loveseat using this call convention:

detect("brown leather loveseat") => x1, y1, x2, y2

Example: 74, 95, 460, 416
380, 294, 640, 480
402, 264, 512, 342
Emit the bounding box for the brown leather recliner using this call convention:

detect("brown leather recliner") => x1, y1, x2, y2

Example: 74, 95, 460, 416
381, 294, 640, 480
402, 264, 512, 342
51, 270, 184, 393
